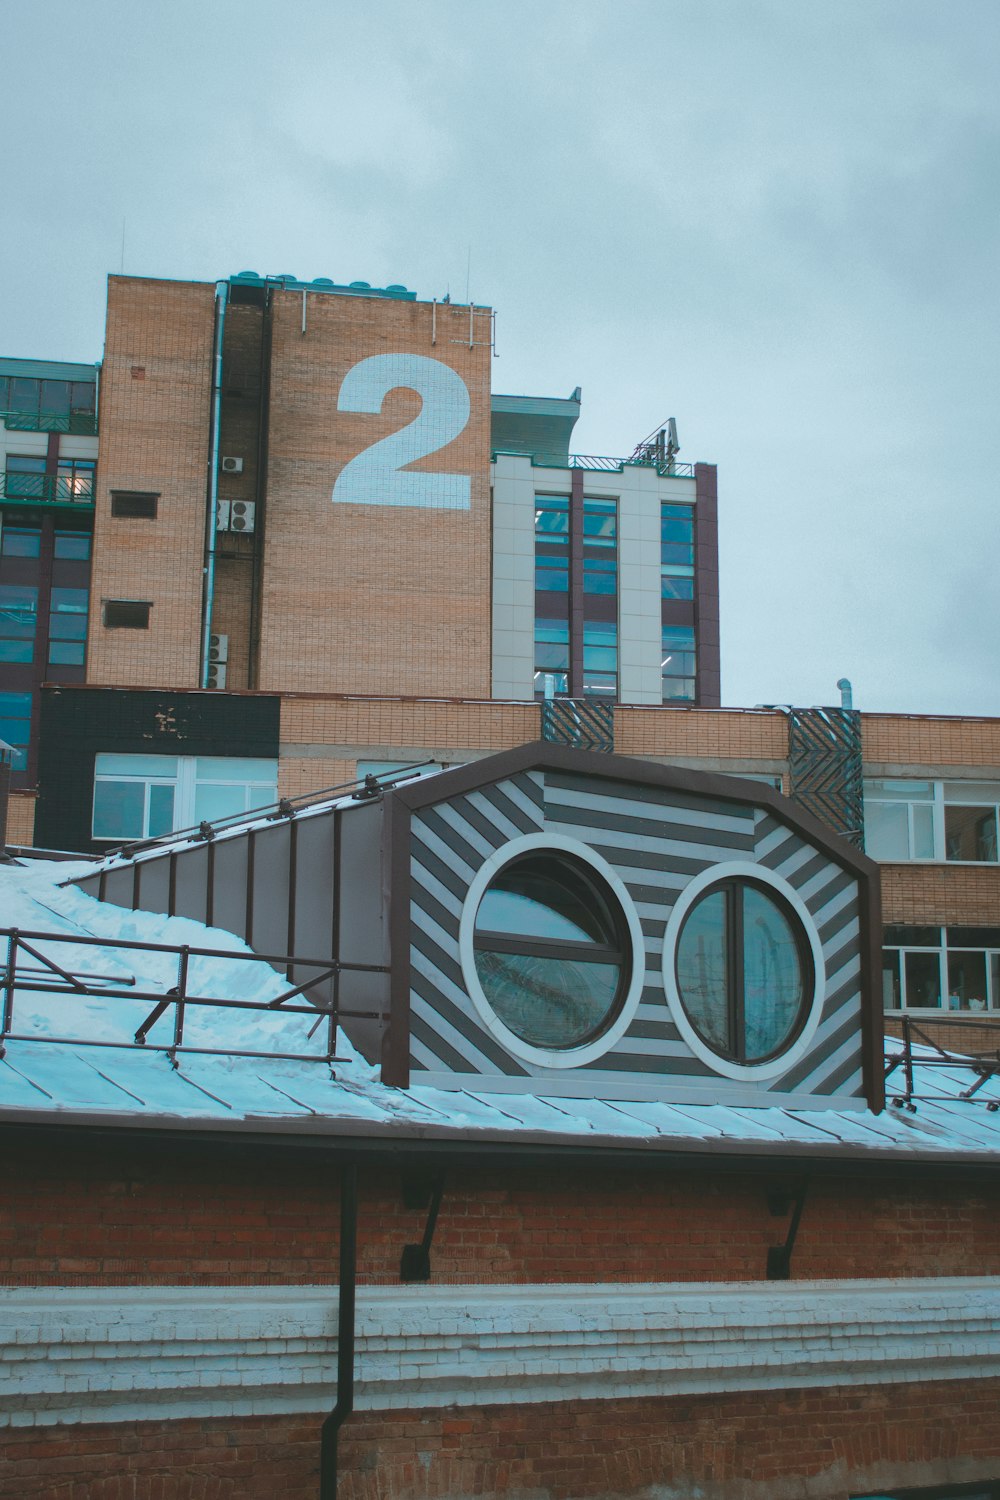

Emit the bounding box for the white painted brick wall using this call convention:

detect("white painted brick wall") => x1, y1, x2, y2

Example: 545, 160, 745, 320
2, 1278, 999, 1428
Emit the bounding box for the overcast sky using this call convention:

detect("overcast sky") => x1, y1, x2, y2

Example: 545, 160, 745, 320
4, 1, 998, 716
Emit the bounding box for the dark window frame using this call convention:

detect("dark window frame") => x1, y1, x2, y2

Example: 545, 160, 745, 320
110, 491, 160, 520
472, 849, 632, 1051
675, 876, 814, 1065
103, 600, 152, 629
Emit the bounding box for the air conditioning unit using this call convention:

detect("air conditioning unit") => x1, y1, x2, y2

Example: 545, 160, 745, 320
216, 501, 231, 532
228, 500, 256, 533
206, 661, 227, 689
208, 633, 229, 664
221, 456, 244, 474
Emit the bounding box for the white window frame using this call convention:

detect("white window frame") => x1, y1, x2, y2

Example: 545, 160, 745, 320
92, 754, 278, 842
864, 778, 1000, 865
882, 927, 1000, 1013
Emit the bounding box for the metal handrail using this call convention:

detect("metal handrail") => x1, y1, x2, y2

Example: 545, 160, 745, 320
570, 454, 696, 479
104, 759, 434, 862
1, 410, 97, 436
0, 926, 387, 1067
0, 473, 94, 504
884, 1012, 1000, 1109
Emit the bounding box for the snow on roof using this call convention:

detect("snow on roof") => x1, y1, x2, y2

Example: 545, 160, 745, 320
3, 859, 1000, 1165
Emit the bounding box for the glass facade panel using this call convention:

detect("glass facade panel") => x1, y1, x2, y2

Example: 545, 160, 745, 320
662, 624, 696, 702
0, 690, 31, 771
49, 587, 89, 639
92, 780, 147, 840
947, 950, 989, 1011
54, 531, 91, 560
742, 885, 806, 1059
864, 801, 910, 861
1, 527, 41, 557
473, 850, 627, 1050
904, 950, 942, 1009
676, 888, 730, 1053
0, 584, 38, 663
945, 805, 998, 862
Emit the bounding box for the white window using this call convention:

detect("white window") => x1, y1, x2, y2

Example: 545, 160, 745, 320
864, 779, 1000, 864
882, 925, 1000, 1012
92, 754, 278, 841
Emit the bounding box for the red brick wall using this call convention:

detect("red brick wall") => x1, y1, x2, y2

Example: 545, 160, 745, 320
3, 1144, 999, 1287
3, 1379, 1000, 1500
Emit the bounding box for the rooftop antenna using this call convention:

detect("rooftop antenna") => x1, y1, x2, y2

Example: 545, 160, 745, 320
465, 245, 471, 305
120, 218, 126, 275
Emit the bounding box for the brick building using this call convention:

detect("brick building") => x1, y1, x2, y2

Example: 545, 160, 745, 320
2, 270, 1000, 1498
2, 746, 1000, 1500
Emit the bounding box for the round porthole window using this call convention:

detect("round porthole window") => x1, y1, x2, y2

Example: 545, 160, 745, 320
662, 861, 826, 1082
459, 833, 646, 1069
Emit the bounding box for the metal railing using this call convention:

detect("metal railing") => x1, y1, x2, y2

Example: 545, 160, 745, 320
884, 1012, 1000, 1110
0, 473, 95, 505
570, 454, 696, 479
0, 926, 388, 1068
1, 409, 97, 436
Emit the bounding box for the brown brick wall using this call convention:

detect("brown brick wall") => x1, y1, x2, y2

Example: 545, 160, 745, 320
880, 863, 1000, 925
863, 713, 1000, 767
257, 293, 492, 699
615, 707, 788, 760
279, 696, 540, 756
2, 1379, 1000, 1500
4, 790, 35, 846
87, 277, 216, 689
278, 755, 356, 799
3, 1146, 999, 1287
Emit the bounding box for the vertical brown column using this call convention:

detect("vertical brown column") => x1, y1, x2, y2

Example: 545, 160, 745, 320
694, 462, 721, 708
569, 467, 584, 697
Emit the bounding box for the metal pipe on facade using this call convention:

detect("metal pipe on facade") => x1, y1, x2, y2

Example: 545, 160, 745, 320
320, 1162, 358, 1500
200, 280, 228, 688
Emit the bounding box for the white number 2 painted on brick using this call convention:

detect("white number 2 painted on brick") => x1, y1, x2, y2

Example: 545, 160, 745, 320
331, 353, 471, 510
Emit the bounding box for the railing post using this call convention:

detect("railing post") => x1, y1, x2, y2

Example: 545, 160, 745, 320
170, 945, 189, 1067
0, 929, 17, 1058
903, 1013, 914, 1102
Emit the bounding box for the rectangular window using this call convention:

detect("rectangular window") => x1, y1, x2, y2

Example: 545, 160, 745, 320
1, 527, 41, 558
92, 754, 278, 842
110, 491, 159, 519
103, 600, 151, 629
56, 457, 95, 502
4, 455, 47, 501
0, 584, 38, 663
0, 690, 32, 772
882, 925, 1000, 1012
534, 493, 619, 700
534, 495, 571, 697
662, 624, 696, 702
53, 531, 92, 560
864, 779, 1000, 864
661, 502, 695, 597
48, 586, 88, 667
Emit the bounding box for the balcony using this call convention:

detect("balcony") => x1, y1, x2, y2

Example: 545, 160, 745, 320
0, 473, 95, 507
1, 409, 97, 436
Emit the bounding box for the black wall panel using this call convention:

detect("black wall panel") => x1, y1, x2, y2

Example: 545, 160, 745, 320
35, 686, 281, 853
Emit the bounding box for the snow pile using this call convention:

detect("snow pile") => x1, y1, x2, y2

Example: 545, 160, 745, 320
0, 858, 329, 1059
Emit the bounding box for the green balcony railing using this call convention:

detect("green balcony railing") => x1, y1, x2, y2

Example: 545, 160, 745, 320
0, 473, 95, 506
1, 409, 97, 436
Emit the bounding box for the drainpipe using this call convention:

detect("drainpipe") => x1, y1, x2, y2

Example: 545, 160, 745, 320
200, 280, 227, 687
320, 1162, 358, 1500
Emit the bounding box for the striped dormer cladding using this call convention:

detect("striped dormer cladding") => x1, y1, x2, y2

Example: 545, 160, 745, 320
408, 767, 865, 1108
